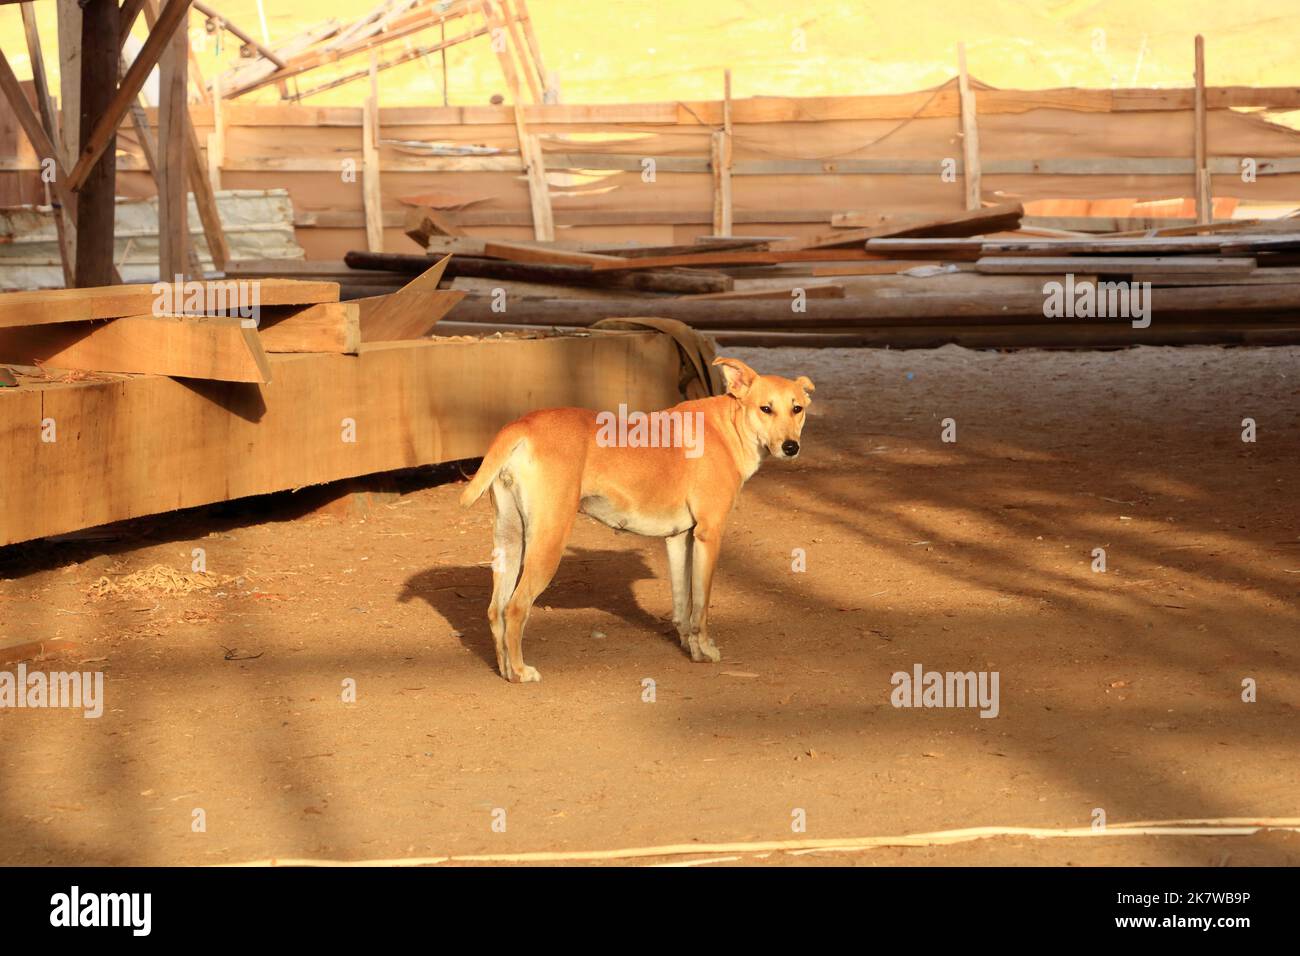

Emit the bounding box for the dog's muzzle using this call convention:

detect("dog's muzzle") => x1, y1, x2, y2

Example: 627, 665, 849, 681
781, 440, 800, 458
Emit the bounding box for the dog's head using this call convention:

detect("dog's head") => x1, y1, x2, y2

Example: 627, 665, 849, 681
713, 357, 815, 460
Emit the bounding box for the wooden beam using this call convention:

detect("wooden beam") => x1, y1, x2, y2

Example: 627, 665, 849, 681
142, 0, 228, 273
258, 301, 360, 354
0, 280, 340, 329
208, 45, 225, 189
510, 0, 552, 101
73, 0, 122, 286
65, 0, 193, 194
55, 0, 80, 267
192, 0, 285, 68
16, 5, 73, 285
769, 202, 1024, 252
497, 0, 540, 103
184, 107, 230, 273
522, 133, 554, 241
974, 256, 1256, 275
119, 0, 147, 47
157, 0, 190, 280
362, 55, 384, 253
0, 314, 272, 383
957, 42, 982, 211
0, 49, 68, 202
0, 332, 683, 549
480, 241, 625, 266
227, 3, 474, 98
1194, 34, 1211, 225
356, 290, 466, 343
289, 24, 490, 100
712, 69, 733, 237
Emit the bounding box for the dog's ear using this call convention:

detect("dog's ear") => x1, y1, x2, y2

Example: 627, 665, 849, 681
712, 356, 757, 398
795, 375, 815, 397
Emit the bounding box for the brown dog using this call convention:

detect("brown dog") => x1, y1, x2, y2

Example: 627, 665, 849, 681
460, 356, 814, 682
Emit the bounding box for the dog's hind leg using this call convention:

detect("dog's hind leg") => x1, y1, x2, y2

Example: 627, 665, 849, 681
685, 516, 727, 663
488, 481, 524, 679
501, 493, 579, 684
665, 529, 693, 651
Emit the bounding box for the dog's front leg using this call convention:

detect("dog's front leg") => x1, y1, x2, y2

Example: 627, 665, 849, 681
665, 529, 693, 650
685, 519, 725, 663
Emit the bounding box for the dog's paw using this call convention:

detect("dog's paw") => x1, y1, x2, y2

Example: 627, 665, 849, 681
515, 665, 542, 683
688, 636, 721, 663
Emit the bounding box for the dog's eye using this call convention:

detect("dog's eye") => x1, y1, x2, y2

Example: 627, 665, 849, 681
759, 405, 773, 415
792, 405, 803, 414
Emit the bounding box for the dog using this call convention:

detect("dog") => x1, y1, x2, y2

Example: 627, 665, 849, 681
459, 356, 814, 683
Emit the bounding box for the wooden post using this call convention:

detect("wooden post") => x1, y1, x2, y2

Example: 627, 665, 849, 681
75, 0, 121, 287
712, 69, 733, 237
157, 0, 190, 281
480, 0, 552, 240
55, 0, 81, 268
499, 0, 541, 103
66, 0, 194, 193
957, 42, 982, 211
362, 53, 384, 253
510, 0, 553, 101
209, 24, 225, 190
1194, 35, 1211, 224
144, 0, 228, 273
19, 3, 74, 286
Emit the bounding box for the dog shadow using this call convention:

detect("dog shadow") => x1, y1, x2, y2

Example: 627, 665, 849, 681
399, 546, 667, 671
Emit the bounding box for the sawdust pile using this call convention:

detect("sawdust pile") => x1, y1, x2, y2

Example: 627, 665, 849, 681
86, 564, 243, 599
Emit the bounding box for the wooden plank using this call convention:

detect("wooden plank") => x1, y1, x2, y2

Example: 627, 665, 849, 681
0, 280, 341, 329
225, 4, 476, 98
957, 43, 981, 210
16, 7, 73, 285
0, 332, 684, 548
711, 69, 733, 237
73, 0, 122, 286
345, 250, 732, 294
362, 58, 384, 253
352, 254, 465, 342
681, 284, 846, 301
0, 314, 271, 383
480, 241, 627, 266
522, 132, 554, 241
811, 260, 945, 277
201, 86, 1300, 127
1194, 35, 1211, 225
588, 249, 879, 271
769, 202, 1024, 252
510, 0, 552, 101
208, 52, 224, 190
258, 301, 361, 354
156, 0, 189, 280
356, 290, 467, 343
497, 0, 540, 103
975, 256, 1257, 275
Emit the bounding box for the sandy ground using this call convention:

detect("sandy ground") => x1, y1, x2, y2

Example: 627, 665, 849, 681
1, 343, 1297, 867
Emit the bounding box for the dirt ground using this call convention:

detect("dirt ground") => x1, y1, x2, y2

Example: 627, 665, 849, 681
1, 343, 1297, 867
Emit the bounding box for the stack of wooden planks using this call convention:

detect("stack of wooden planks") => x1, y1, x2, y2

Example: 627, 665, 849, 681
0, 256, 464, 384
0, 252, 696, 548
332, 205, 1300, 348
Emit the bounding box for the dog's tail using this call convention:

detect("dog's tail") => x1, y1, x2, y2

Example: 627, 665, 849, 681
459, 424, 527, 508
